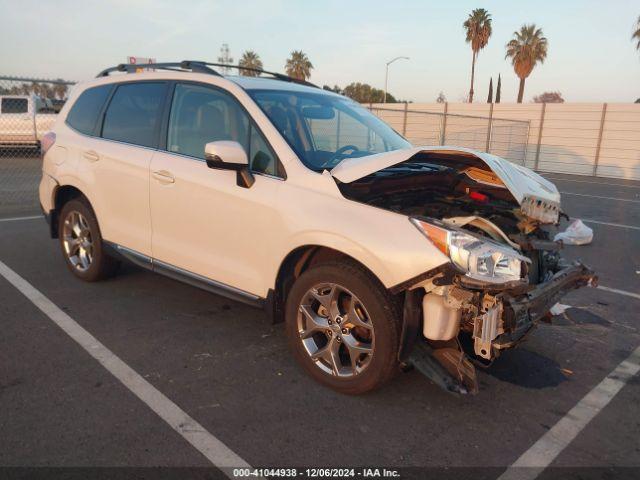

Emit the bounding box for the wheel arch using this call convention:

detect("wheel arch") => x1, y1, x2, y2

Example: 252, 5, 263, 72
269, 244, 392, 324
49, 183, 93, 238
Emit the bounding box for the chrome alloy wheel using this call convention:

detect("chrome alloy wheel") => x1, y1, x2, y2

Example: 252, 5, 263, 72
62, 211, 94, 272
297, 283, 375, 377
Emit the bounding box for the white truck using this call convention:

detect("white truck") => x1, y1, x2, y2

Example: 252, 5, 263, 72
0, 95, 57, 150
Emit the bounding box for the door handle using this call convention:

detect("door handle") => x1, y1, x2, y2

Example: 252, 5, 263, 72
152, 170, 175, 184
83, 150, 99, 162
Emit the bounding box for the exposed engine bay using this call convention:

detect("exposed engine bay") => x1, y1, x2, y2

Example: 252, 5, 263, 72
335, 149, 597, 394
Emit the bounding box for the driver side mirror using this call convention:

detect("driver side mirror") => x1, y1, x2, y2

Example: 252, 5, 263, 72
204, 140, 256, 188
204, 141, 255, 189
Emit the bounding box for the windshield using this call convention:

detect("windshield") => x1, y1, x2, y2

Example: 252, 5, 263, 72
247, 89, 412, 171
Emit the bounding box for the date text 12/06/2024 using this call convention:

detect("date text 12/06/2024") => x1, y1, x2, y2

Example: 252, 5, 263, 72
232, 468, 401, 478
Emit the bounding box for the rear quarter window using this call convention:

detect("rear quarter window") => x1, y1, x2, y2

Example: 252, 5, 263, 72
66, 85, 112, 135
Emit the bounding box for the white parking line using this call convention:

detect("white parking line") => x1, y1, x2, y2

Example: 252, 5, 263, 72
498, 345, 640, 480
0, 215, 42, 223
0, 259, 251, 476
582, 219, 640, 231
544, 177, 640, 189
560, 192, 640, 203
597, 285, 640, 300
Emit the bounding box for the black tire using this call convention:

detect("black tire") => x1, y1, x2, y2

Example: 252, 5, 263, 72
58, 197, 119, 282
285, 260, 401, 394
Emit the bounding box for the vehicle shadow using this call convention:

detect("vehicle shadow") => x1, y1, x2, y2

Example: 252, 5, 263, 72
482, 348, 568, 389
551, 307, 611, 327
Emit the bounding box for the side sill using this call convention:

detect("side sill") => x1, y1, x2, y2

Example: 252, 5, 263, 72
106, 243, 153, 270
104, 241, 264, 309
154, 259, 264, 308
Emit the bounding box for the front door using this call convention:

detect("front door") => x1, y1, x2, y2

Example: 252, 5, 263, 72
149, 82, 284, 297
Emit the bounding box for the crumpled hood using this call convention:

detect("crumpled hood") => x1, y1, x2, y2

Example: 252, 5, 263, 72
330, 146, 561, 223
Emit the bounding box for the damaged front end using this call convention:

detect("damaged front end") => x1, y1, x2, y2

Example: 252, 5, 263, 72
397, 260, 595, 394
334, 148, 597, 394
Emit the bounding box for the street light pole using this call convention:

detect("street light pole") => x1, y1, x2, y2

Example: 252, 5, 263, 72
384, 56, 409, 104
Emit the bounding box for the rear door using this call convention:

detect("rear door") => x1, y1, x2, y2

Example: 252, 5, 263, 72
80, 81, 168, 256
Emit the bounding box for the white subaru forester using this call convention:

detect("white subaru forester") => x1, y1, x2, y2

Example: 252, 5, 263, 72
39, 61, 595, 395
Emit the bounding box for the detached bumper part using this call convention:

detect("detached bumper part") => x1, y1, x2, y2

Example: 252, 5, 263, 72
473, 296, 503, 359
495, 262, 597, 349
408, 341, 478, 395
402, 287, 480, 395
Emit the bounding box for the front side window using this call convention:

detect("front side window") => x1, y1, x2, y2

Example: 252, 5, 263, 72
1, 97, 29, 114
66, 85, 112, 135
102, 82, 166, 148
167, 83, 282, 176
247, 89, 412, 171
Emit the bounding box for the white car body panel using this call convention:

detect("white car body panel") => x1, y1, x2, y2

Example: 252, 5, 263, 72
149, 149, 285, 296
81, 136, 154, 256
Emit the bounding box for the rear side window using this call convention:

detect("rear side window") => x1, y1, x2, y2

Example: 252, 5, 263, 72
1, 98, 28, 114
102, 83, 166, 148
66, 85, 111, 135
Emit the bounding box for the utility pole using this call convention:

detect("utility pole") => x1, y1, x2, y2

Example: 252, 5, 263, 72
384, 56, 409, 104
217, 43, 234, 74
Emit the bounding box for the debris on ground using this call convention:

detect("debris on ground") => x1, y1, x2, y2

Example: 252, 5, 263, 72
194, 353, 213, 359
550, 303, 572, 315
554, 219, 593, 245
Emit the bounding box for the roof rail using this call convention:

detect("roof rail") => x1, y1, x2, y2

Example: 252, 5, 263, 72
96, 60, 318, 88
189, 61, 318, 88
96, 61, 220, 78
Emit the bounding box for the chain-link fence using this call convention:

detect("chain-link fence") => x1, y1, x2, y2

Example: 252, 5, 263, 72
368, 105, 530, 165
0, 76, 75, 217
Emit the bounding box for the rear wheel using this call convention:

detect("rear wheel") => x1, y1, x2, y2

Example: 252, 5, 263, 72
58, 198, 119, 281
285, 261, 401, 394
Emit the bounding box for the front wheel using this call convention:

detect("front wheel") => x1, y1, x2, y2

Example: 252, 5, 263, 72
285, 261, 401, 394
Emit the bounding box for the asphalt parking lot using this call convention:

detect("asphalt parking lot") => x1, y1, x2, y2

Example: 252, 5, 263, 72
0, 154, 41, 217
1, 164, 639, 479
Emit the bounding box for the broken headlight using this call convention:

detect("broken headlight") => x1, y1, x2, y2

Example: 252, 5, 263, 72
410, 218, 530, 284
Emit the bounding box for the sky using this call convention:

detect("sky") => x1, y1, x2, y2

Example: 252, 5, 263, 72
1, 0, 639, 103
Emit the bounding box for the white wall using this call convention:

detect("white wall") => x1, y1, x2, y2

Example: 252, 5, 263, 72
368, 103, 640, 180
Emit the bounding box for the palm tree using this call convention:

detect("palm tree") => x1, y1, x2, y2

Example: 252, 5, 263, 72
285, 51, 313, 80
53, 80, 69, 100
238, 51, 263, 76
463, 8, 492, 103
633, 16, 640, 51
505, 24, 548, 103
